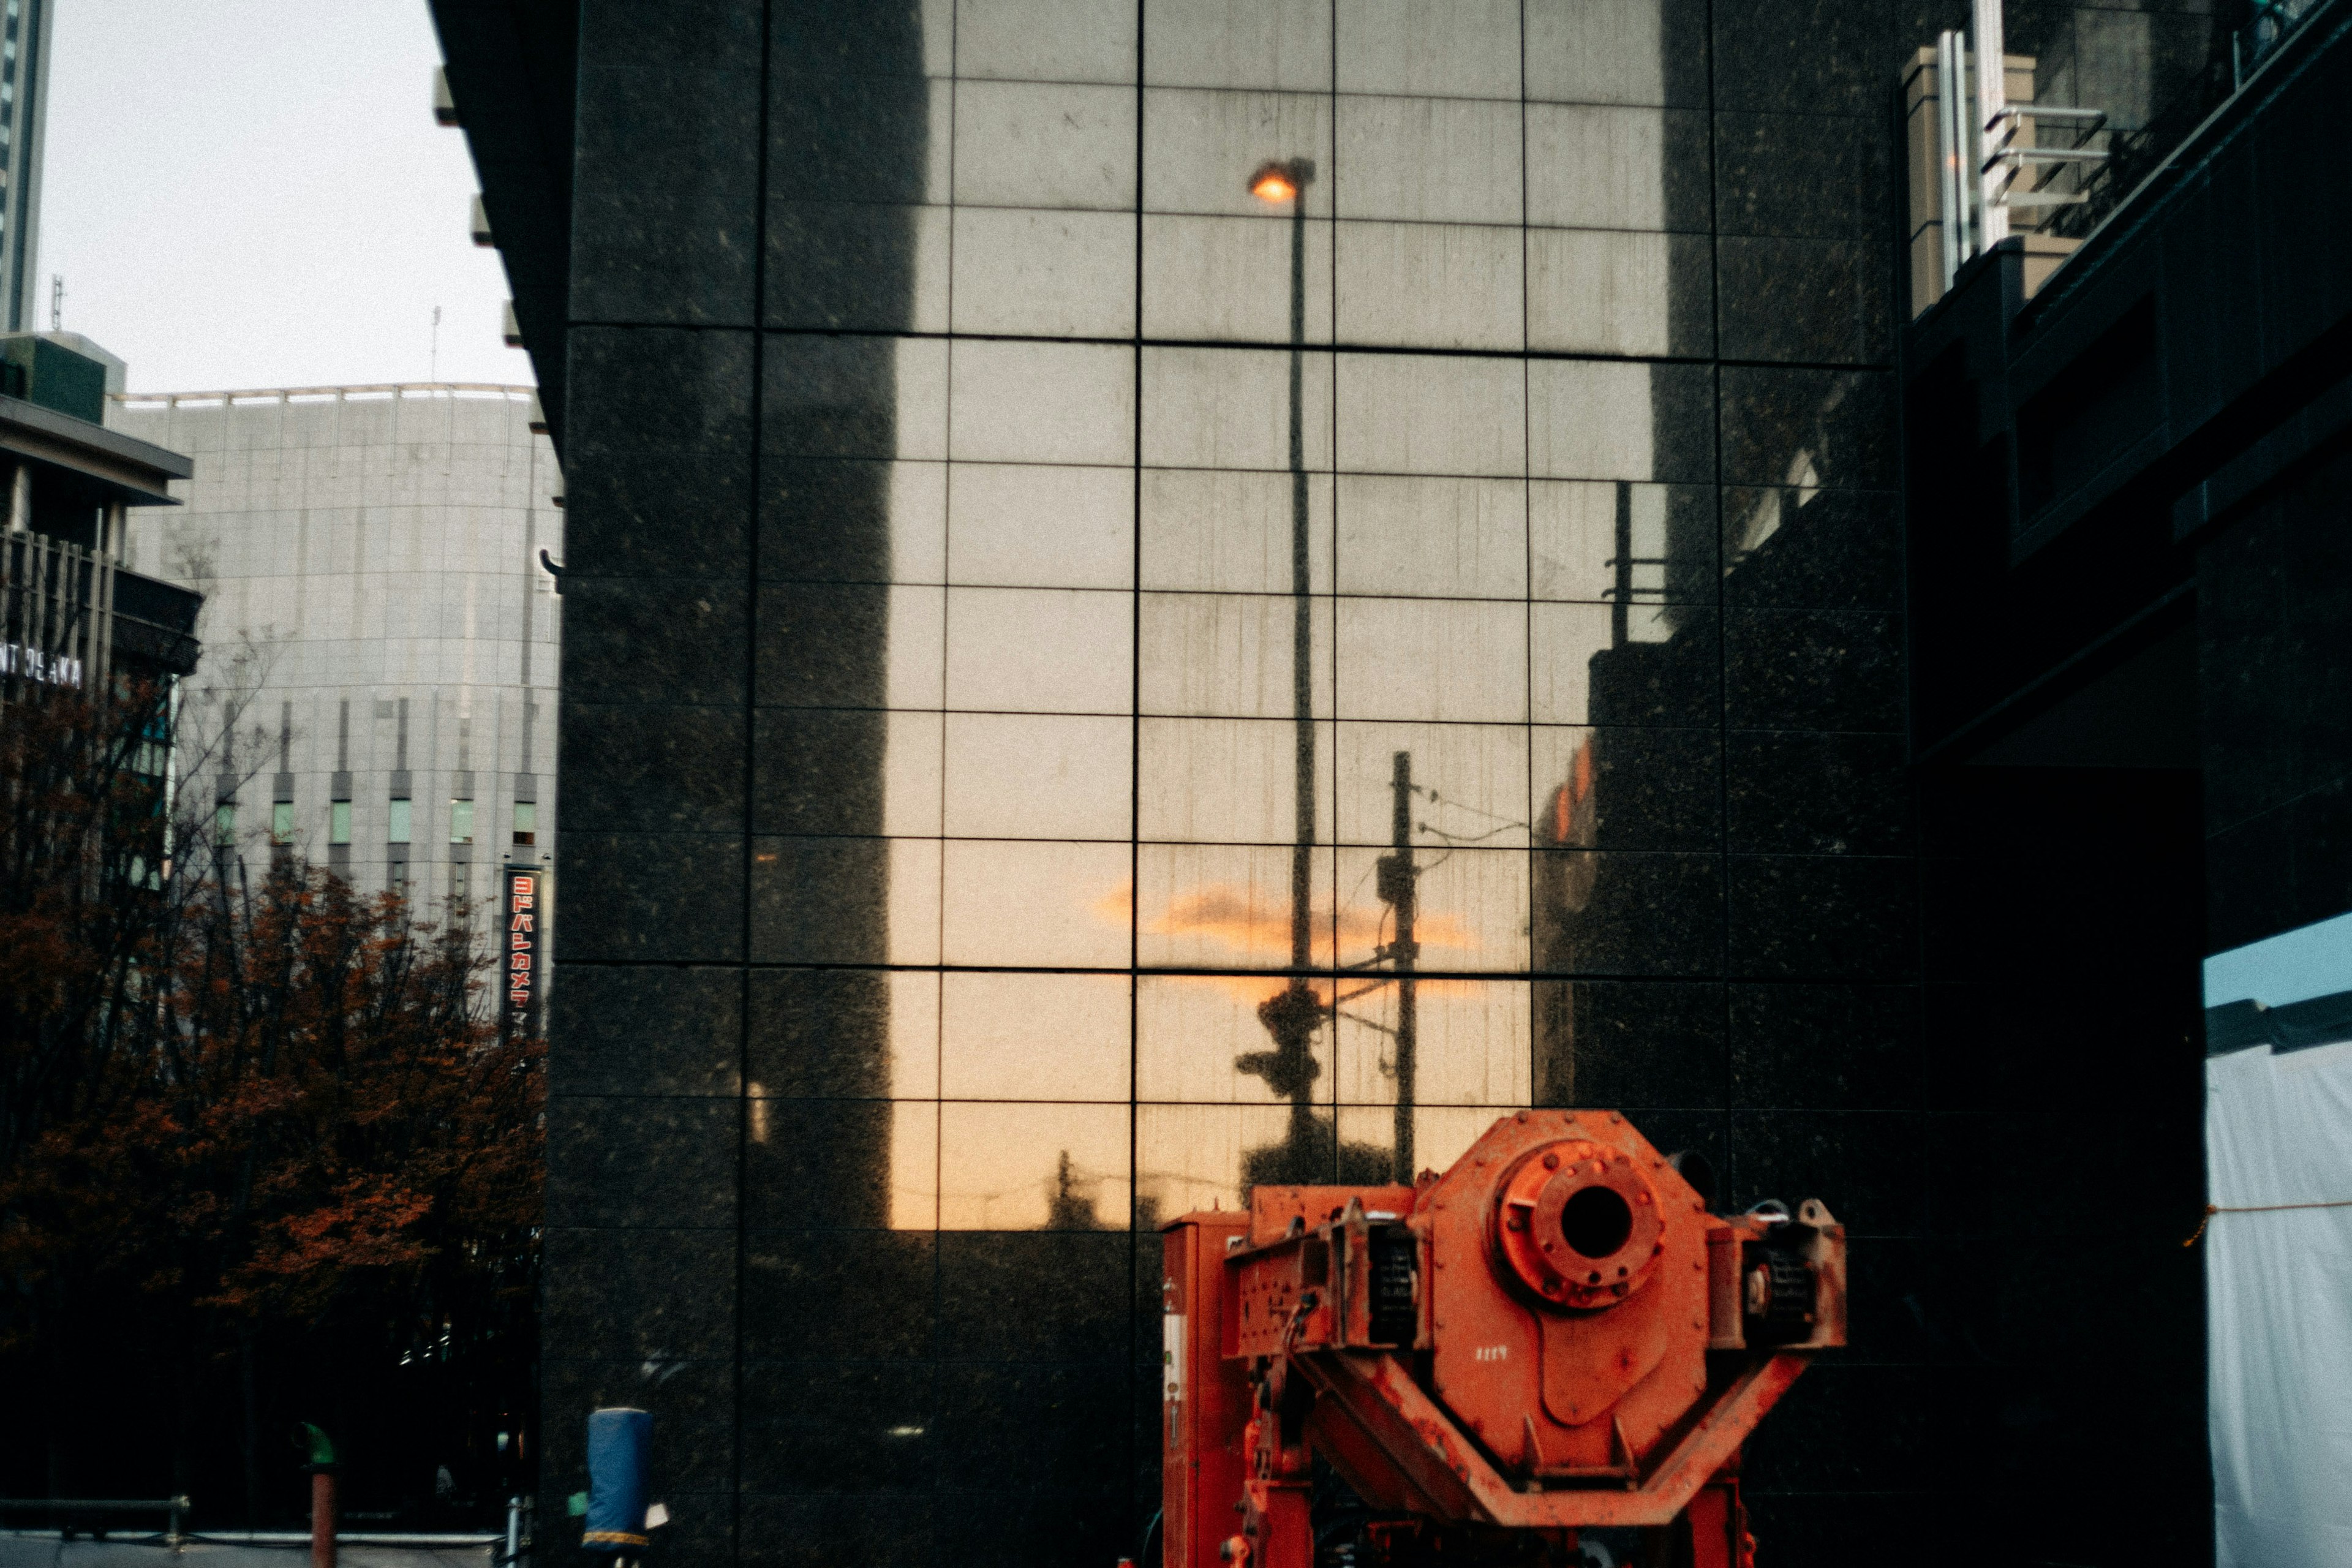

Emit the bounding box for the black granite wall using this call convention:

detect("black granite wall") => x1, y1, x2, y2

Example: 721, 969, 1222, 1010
2201, 445, 2352, 954
534, 3, 2218, 1565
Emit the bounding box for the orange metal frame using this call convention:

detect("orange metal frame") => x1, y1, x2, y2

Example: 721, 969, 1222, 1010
1158, 1110, 1845, 1568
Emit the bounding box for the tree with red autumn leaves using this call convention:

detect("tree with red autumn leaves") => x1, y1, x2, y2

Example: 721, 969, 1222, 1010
0, 669, 543, 1522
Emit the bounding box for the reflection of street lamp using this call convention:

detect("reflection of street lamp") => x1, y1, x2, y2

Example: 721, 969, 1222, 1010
1235, 156, 1325, 1169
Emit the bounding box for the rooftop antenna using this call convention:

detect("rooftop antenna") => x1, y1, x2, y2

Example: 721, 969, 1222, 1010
429, 304, 442, 381
48, 274, 61, 331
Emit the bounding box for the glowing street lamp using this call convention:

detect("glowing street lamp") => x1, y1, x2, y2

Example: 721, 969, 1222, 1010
1247, 158, 1315, 206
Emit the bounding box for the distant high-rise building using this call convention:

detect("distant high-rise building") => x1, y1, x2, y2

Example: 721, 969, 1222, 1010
0, 0, 50, 333
109, 383, 562, 959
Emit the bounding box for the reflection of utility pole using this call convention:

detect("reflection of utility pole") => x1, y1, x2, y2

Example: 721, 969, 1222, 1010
1610, 480, 1633, 647
1237, 157, 1323, 1160
1378, 750, 1419, 1182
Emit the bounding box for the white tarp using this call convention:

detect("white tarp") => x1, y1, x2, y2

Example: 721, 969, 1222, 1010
2204, 915, 2352, 1568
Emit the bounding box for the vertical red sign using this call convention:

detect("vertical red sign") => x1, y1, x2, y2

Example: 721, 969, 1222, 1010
504, 867, 541, 1034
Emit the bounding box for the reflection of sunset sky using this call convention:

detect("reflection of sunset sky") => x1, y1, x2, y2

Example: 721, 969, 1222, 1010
807, 64, 1703, 1231
858, 687, 1600, 1227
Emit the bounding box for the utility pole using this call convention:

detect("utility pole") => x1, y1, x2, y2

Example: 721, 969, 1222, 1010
1378, 751, 1419, 1182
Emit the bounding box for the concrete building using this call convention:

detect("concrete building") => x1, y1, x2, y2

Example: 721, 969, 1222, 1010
0, 333, 198, 695
433, 0, 2348, 1562
108, 384, 562, 950
0, 0, 48, 333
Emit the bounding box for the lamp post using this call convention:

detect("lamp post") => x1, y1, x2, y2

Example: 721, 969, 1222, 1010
1237, 157, 1325, 1164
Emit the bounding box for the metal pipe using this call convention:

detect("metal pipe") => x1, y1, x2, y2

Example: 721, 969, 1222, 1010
311, 1469, 337, 1568
1937, 31, 1964, 290
1973, 0, 2010, 246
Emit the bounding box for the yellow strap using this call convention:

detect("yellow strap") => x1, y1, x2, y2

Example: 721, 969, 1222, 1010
2184, 1197, 2352, 1246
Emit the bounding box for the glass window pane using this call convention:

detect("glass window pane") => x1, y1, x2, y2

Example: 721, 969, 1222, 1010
1525, 105, 1705, 232
1138, 716, 1333, 846
1532, 600, 1721, 726
1137, 973, 1336, 1106
1143, 0, 1331, 92
1336, 353, 1526, 478
1528, 229, 1675, 356
450, 799, 475, 844
328, 801, 351, 845
1139, 592, 1333, 720
1142, 346, 1334, 473
956, 0, 1139, 85
1332, 96, 1523, 224
1135, 842, 1335, 970
1333, 221, 1523, 351
940, 839, 1133, 967
1528, 361, 1714, 482
1530, 481, 1716, 604
1142, 214, 1333, 344
940, 1102, 1132, 1229
1140, 469, 1333, 595
946, 587, 1134, 714
1330, 979, 1531, 1108
948, 463, 1133, 590
1332, 722, 1529, 850
953, 80, 1139, 210
949, 341, 1136, 467
949, 208, 1136, 337
1332, 598, 1529, 723
388, 797, 412, 843
272, 802, 295, 843
1335, 0, 1521, 99
1141, 88, 1333, 216
943, 712, 1133, 840
1526, 0, 1687, 108
1335, 475, 1526, 600
940, 971, 1131, 1101
513, 801, 538, 845
1334, 843, 1531, 973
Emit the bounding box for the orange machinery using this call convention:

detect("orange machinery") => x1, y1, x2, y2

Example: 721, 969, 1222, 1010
1159, 1110, 1845, 1568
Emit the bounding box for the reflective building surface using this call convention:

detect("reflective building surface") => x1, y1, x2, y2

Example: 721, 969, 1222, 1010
428, 0, 2278, 1561
111, 385, 563, 934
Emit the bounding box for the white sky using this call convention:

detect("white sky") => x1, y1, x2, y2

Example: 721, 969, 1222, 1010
42, 0, 534, 394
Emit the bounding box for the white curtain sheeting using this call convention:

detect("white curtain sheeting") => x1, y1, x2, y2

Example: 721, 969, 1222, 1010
2206, 1038, 2352, 1567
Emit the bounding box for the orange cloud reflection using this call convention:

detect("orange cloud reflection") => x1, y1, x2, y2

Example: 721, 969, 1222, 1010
1095, 879, 1479, 964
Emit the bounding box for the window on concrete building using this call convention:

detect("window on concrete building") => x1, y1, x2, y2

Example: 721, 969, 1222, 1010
330, 801, 352, 845
448, 862, 470, 913
271, 802, 294, 844
388, 797, 412, 843
450, 798, 474, 844
512, 801, 537, 846
214, 802, 236, 843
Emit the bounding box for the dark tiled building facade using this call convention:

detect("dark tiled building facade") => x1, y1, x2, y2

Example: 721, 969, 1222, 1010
429, 0, 2351, 1562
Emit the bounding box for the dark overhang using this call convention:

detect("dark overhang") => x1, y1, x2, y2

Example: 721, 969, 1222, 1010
0, 391, 192, 507
426, 0, 576, 453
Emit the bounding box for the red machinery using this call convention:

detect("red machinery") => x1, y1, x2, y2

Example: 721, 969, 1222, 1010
1160, 1110, 1845, 1568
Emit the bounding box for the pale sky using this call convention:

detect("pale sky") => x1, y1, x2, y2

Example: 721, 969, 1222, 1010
43, 0, 533, 394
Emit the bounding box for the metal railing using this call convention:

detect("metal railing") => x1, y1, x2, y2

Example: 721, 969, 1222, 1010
0, 1496, 191, 1544
108, 383, 535, 411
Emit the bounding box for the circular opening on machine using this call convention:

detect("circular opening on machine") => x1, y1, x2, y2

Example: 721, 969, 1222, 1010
1559, 1185, 1634, 1259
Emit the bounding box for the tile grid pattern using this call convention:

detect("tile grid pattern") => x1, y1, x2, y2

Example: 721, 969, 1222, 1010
522, 1, 2108, 1562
